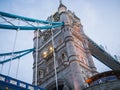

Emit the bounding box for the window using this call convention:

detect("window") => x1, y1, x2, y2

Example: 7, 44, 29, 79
48, 62, 54, 72
38, 70, 44, 78
61, 52, 68, 61
41, 46, 54, 60
57, 58, 62, 66
59, 38, 62, 44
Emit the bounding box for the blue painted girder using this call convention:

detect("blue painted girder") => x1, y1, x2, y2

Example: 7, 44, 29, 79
0, 48, 34, 56
0, 48, 34, 64
0, 23, 63, 30
0, 11, 62, 25
0, 74, 45, 90
0, 11, 64, 30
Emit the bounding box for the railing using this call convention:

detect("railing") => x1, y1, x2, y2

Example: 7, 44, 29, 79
0, 74, 45, 90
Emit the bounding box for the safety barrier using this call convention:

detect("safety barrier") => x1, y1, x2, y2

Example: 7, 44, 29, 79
0, 74, 45, 90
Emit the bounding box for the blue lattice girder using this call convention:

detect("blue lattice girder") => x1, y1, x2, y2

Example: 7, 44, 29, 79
0, 48, 34, 56
0, 11, 64, 30
0, 48, 34, 64
0, 74, 45, 90
0, 23, 63, 30
0, 11, 63, 25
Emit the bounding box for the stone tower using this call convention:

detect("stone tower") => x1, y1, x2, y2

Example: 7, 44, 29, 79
33, 2, 97, 90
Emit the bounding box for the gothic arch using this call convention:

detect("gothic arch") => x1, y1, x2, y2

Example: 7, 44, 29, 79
46, 79, 70, 90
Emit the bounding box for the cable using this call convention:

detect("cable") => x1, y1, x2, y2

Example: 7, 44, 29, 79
0, 19, 15, 24
7, 29, 18, 76
15, 19, 20, 79
51, 15, 58, 90
0, 56, 5, 74
22, 19, 36, 27
15, 54, 20, 79
0, 64, 3, 74
0, 15, 15, 26
7, 19, 20, 76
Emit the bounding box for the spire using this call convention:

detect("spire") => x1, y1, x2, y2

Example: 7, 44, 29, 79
59, 0, 62, 4
58, 0, 67, 9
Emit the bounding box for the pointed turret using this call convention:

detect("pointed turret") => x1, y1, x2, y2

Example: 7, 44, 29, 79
58, 0, 67, 13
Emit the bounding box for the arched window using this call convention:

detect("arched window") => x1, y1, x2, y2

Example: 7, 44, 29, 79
46, 80, 65, 90
59, 38, 62, 44
58, 58, 62, 66
61, 52, 68, 62
38, 70, 44, 78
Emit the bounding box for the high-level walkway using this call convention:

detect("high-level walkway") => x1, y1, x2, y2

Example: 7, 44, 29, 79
0, 74, 45, 90
87, 35, 120, 70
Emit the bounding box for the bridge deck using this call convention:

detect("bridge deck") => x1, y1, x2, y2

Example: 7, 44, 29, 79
0, 74, 45, 90
87, 36, 120, 70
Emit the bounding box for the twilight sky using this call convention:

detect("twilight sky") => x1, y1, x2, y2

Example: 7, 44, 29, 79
0, 0, 120, 84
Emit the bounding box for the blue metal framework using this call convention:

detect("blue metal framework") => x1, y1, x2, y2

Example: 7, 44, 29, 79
0, 74, 45, 90
0, 11, 64, 30
0, 48, 34, 64
0, 12, 53, 89
0, 11, 64, 64
0, 12, 61, 25
0, 24, 62, 30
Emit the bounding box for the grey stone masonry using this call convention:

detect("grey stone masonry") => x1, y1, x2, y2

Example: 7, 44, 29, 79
33, 2, 97, 90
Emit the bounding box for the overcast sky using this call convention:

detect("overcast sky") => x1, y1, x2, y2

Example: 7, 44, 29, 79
0, 0, 120, 84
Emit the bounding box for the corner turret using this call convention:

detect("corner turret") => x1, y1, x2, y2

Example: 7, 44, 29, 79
58, 0, 67, 13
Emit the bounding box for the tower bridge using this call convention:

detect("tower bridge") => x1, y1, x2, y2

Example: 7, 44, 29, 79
0, 1, 120, 90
